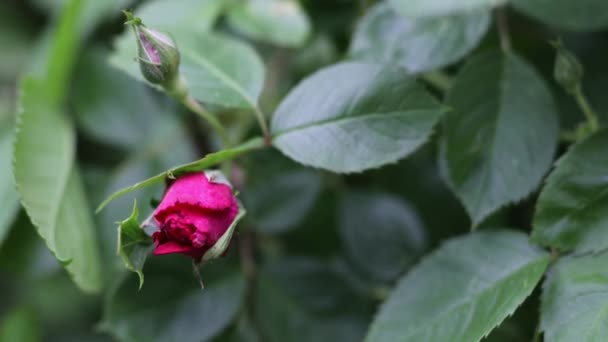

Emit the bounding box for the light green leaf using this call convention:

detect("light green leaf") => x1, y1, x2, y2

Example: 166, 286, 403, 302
366, 230, 549, 342
532, 129, 608, 253
541, 252, 608, 341
257, 258, 370, 342
271, 62, 445, 173
126, 0, 225, 33
96, 137, 265, 212
177, 32, 265, 109
338, 192, 426, 284
388, 0, 506, 18
442, 50, 559, 225
512, 0, 608, 31
350, 3, 490, 73
117, 201, 154, 289
111, 29, 265, 109
101, 263, 245, 342
14, 77, 103, 293
227, 0, 311, 47
0, 307, 40, 342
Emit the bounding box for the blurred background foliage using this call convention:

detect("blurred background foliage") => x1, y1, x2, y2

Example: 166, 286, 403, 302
0, 0, 607, 341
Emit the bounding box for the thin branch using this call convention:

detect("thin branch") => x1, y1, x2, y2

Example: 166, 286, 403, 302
165, 74, 231, 147
573, 85, 600, 132
192, 259, 205, 289
183, 95, 232, 147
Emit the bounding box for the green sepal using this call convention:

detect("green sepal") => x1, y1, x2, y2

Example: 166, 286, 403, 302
117, 200, 155, 290
202, 200, 246, 262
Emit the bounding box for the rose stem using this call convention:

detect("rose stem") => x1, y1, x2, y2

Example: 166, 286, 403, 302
192, 259, 205, 290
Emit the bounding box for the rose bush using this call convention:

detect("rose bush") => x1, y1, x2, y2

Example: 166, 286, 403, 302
3, 0, 608, 341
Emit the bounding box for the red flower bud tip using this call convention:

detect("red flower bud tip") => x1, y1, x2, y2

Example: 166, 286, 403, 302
152, 172, 238, 261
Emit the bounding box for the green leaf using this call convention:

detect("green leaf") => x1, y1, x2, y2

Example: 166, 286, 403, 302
541, 252, 608, 341
111, 29, 265, 109
532, 130, 608, 253
21, 271, 99, 330
14, 77, 103, 293
338, 191, 427, 284
388, 0, 506, 18
292, 34, 339, 76
442, 50, 559, 225
256, 258, 370, 342
216, 314, 260, 342
350, 3, 490, 73
366, 230, 549, 342
271, 62, 445, 173
248, 170, 321, 234
117, 201, 154, 289
96, 137, 265, 212
367, 146, 470, 243
0, 307, 40, 342
0, 116, 19, 248
244, 151, 323, 234
125, 0, 225, 34
101, 262, 245, 342
227, 0, 311, 47
73, 49, 184, 149
512, 0, 608, 31
177, 32, 266, 109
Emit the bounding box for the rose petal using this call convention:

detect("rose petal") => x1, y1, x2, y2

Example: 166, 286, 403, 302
157, 204, 236, 237
153, 241, 196, 256
155, 173, 235, 217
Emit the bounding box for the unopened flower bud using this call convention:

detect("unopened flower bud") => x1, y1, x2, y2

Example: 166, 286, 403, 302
551, 40, 583, 94
124, 11, 180, 86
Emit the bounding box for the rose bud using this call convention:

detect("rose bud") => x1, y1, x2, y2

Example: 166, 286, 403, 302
124, 11, 180, 86
151, 171, 242, 262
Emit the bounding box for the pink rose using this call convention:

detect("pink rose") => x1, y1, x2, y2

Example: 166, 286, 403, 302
152, 172, 239, 261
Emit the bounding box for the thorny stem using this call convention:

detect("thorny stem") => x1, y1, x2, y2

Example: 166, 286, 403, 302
573, 85, 600, 132
495, 7, 512, 53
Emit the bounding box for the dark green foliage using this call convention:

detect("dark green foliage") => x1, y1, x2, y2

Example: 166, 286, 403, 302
1, 0, 608, 341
